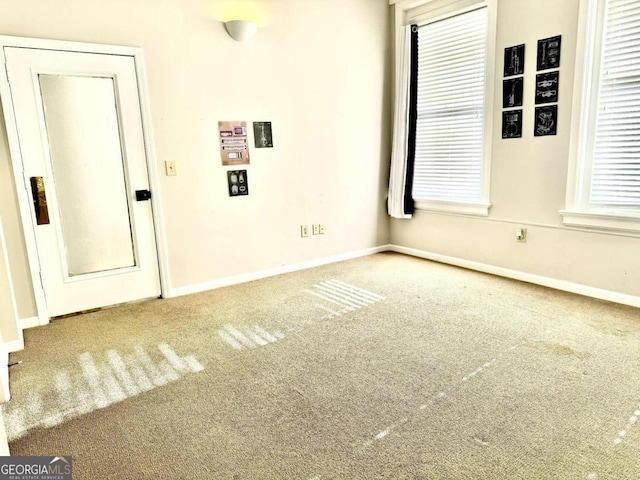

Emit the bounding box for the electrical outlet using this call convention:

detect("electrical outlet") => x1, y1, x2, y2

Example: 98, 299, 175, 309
516, 228, 527, 243
301, 225, 309, 238
165, 161, 177, 176
318, 224, 325, 234
312, 224, 319, 235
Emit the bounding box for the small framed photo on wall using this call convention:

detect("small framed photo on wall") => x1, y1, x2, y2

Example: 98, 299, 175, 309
503, 77, 524, 108
534, 105, 558, 136
537, 35, 562, 71
504, 44, 525, 77
502, 109, 523, 139
227, 170, 249, 196
535, 71, 559, 104
253, 122, 273, 148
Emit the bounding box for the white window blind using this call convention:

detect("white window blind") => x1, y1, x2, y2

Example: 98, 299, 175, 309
591, 0, 640, 206
406, 0, 484, 25
412, 7, 488, 203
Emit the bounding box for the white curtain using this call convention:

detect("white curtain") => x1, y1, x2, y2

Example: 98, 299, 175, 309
387, 25, 413, 219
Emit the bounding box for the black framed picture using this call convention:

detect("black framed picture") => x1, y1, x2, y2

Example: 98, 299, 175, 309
502, 109, 523, 139
253, 121, 273, 148
504, 44, 525, 77
503, 77, 524, 108
537, 35, 561, 71
534, 105, 558, 136
535, 71, 559, 104
227, 170, 249, 196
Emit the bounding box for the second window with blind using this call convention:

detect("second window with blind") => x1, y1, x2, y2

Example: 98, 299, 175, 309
563, 0, 640, 232
412, 3, 494, 216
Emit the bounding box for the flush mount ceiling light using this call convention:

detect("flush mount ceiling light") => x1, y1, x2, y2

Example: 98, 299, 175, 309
224, 20, 258, 42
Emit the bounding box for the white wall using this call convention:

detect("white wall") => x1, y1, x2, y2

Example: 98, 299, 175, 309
0, 217, 17, 398
0, 112, 36, 319
391, 0, 640, 299
0, 0, 392, 318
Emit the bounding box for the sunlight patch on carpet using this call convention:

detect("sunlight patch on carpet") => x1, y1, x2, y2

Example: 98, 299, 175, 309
612, 403, 640, 445
216, 280, 384, 351
361, 343, 521, 448
2, 343, 203, 441
307, 279, 385, 319
217, 324, 285, 350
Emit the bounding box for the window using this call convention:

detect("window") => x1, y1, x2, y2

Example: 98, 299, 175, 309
563, 0, 640, 232
411, 2, 494, 216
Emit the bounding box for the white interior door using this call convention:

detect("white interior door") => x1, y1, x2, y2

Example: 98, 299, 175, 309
4, 47, 161, 318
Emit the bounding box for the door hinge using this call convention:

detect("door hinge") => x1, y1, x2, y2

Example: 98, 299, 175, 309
4, 62, 11, 85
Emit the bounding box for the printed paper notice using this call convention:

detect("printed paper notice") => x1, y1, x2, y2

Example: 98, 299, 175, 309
218, 121, 250, 165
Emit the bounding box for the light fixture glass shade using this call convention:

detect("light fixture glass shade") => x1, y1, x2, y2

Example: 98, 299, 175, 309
224, 20, 258, 42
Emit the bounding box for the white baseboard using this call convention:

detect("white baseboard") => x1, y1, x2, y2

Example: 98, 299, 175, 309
169, 245, 391, 298
2, 317, 35, 353
2, 317, 30, 353
389, 245, 640, 309
0, 410, 9, 455
0, 345, 8, 404
19, 316, 40, 330
4, 338, 23, 353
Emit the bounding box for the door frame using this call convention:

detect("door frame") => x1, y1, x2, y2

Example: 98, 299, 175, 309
0, 35, 170, 326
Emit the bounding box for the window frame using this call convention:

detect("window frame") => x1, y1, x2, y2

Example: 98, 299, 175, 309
392, 0, 496, 217
562, 0, 640, 233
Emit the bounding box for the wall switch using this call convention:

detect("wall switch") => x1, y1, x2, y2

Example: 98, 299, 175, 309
312, 224, 319, 235
516, 228, 527, 243
165, 161, 177, 176
318, 224, 325, 234
301, 225, 309, 238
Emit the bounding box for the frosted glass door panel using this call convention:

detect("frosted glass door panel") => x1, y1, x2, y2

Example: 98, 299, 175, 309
39, 75, 135, 277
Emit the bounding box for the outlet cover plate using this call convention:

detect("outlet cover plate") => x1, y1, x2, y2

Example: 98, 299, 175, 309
516, 228, 527, 242
165, 161, 177, 176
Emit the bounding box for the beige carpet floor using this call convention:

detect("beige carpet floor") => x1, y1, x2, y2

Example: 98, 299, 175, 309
3, 252, 640, 479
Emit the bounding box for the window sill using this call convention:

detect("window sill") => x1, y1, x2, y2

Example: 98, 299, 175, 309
414, 200, 491, 216
559, 209, 640, 233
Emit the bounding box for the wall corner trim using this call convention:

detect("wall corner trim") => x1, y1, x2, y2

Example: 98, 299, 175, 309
388, 244, 640, 309
19, 317, 40, 331
0, 410, 9, 455
4, 338, 23, 354
168, 245, 392, 298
